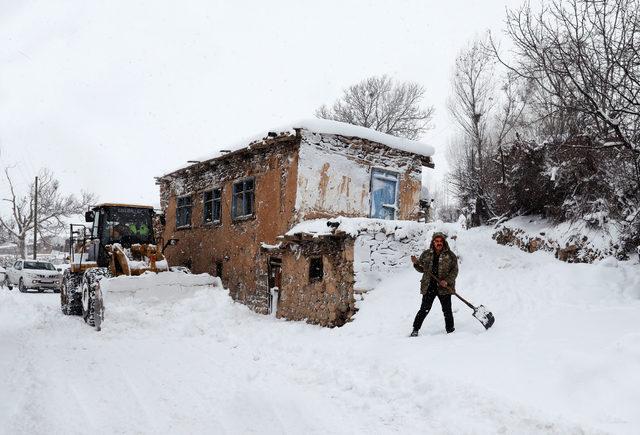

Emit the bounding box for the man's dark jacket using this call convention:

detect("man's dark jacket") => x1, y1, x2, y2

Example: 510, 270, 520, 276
413, 232, 459, 296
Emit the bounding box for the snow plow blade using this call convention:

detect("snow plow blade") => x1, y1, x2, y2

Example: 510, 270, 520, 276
91, 272, 218, 331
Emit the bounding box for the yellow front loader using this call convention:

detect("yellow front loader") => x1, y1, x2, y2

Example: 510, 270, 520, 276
61, 203, 181, 330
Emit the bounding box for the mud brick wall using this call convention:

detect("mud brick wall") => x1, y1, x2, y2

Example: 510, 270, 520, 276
157, 137, 300, 312
277, 237, 356, 327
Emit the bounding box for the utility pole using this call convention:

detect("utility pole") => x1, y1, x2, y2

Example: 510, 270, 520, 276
33, 176, 38, 260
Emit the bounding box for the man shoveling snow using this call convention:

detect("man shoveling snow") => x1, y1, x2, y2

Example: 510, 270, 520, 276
410, 232, 458, 336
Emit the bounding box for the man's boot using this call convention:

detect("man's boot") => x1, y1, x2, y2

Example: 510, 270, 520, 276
410, 329, 419, 337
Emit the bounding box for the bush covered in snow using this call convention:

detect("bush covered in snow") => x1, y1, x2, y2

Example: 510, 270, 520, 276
492, 140, 640, 257
446, 0, 640, 257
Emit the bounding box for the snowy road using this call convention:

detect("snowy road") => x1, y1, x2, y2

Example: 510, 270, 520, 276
1, 226, 639, 435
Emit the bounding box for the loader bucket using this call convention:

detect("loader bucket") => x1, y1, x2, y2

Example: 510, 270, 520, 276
89, 271, 218, 331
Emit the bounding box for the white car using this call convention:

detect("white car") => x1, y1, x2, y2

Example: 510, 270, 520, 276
0, 266, 5, 285
4, 260, 62, 293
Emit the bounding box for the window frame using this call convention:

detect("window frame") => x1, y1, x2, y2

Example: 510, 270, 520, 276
369, 168, 400, 220
231, 177, 256, 221
175, 194, 193, 229
203, 187, 222, 225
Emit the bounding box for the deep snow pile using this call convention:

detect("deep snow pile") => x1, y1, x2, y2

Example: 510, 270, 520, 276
1, 225, 639, 435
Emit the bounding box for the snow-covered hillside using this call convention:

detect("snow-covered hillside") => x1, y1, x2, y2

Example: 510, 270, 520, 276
1, 225, 639, 434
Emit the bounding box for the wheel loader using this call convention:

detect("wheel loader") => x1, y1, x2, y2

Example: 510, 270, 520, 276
60, 203, 181, 330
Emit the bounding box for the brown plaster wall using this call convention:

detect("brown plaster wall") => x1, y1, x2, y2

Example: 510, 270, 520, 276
158, 138, 300, 312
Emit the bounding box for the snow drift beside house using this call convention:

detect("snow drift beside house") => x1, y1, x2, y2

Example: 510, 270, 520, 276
1, 224, 639, 434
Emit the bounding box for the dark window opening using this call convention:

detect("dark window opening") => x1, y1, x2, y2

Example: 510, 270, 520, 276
203, 188, 222, 224
232, 177, 255, 219
309, 257, 323, 283
215, 261, 223, 280
176, 195, 192, 228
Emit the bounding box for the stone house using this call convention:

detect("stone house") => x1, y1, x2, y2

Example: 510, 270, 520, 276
156, 119, 434, 326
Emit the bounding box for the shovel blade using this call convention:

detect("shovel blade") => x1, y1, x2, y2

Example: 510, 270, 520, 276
473, 305, 495, 330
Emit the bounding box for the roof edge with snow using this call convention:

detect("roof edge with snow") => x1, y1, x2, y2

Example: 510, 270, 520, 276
158, 119, 435, 179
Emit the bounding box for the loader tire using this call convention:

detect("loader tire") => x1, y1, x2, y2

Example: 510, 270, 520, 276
82, 268, 109, 330
61, 271, 82, 316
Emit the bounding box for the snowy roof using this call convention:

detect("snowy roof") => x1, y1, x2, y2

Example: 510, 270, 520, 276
160, 119, 434, 178
295, 119, 434, 157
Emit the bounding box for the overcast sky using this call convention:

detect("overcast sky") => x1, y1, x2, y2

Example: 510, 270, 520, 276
0, 0, 522, 210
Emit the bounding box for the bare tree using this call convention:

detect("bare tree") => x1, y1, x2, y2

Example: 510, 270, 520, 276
430, 177, 461, 223
316, 75, 435, 140
492, 0, 640, 172
0, 223, 8, 245
447, 37, 529, 224
448, 39, 495, 177
488, 0, 640, 249
0, 168, 96, 258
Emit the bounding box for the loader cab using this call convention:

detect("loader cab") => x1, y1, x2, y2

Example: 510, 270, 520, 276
88, 204, 156, 247
86, 204, 156, 266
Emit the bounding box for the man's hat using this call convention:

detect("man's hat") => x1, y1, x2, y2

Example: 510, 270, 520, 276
431, 231, 447, 241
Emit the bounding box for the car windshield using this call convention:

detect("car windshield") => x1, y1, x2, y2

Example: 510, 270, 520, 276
23, 261, 56, 271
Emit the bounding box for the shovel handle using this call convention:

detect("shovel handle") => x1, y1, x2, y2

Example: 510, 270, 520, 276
453, 293, 476, 310
426, 271, 476, 309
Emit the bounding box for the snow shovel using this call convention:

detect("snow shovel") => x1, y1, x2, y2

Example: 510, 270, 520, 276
428, 271, 495, 330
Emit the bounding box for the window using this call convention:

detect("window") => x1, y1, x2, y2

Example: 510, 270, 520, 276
370, 168, 399, 220
203, 188, 222, 224
309, 257, 323, 283
232, 177, 255, 219
101, 207, 154, 245
176, 195, 192, 228
24, 261, 56, 271
91, 210, 100, 238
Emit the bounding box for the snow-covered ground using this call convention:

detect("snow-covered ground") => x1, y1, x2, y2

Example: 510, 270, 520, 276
1, 225, 639, 435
